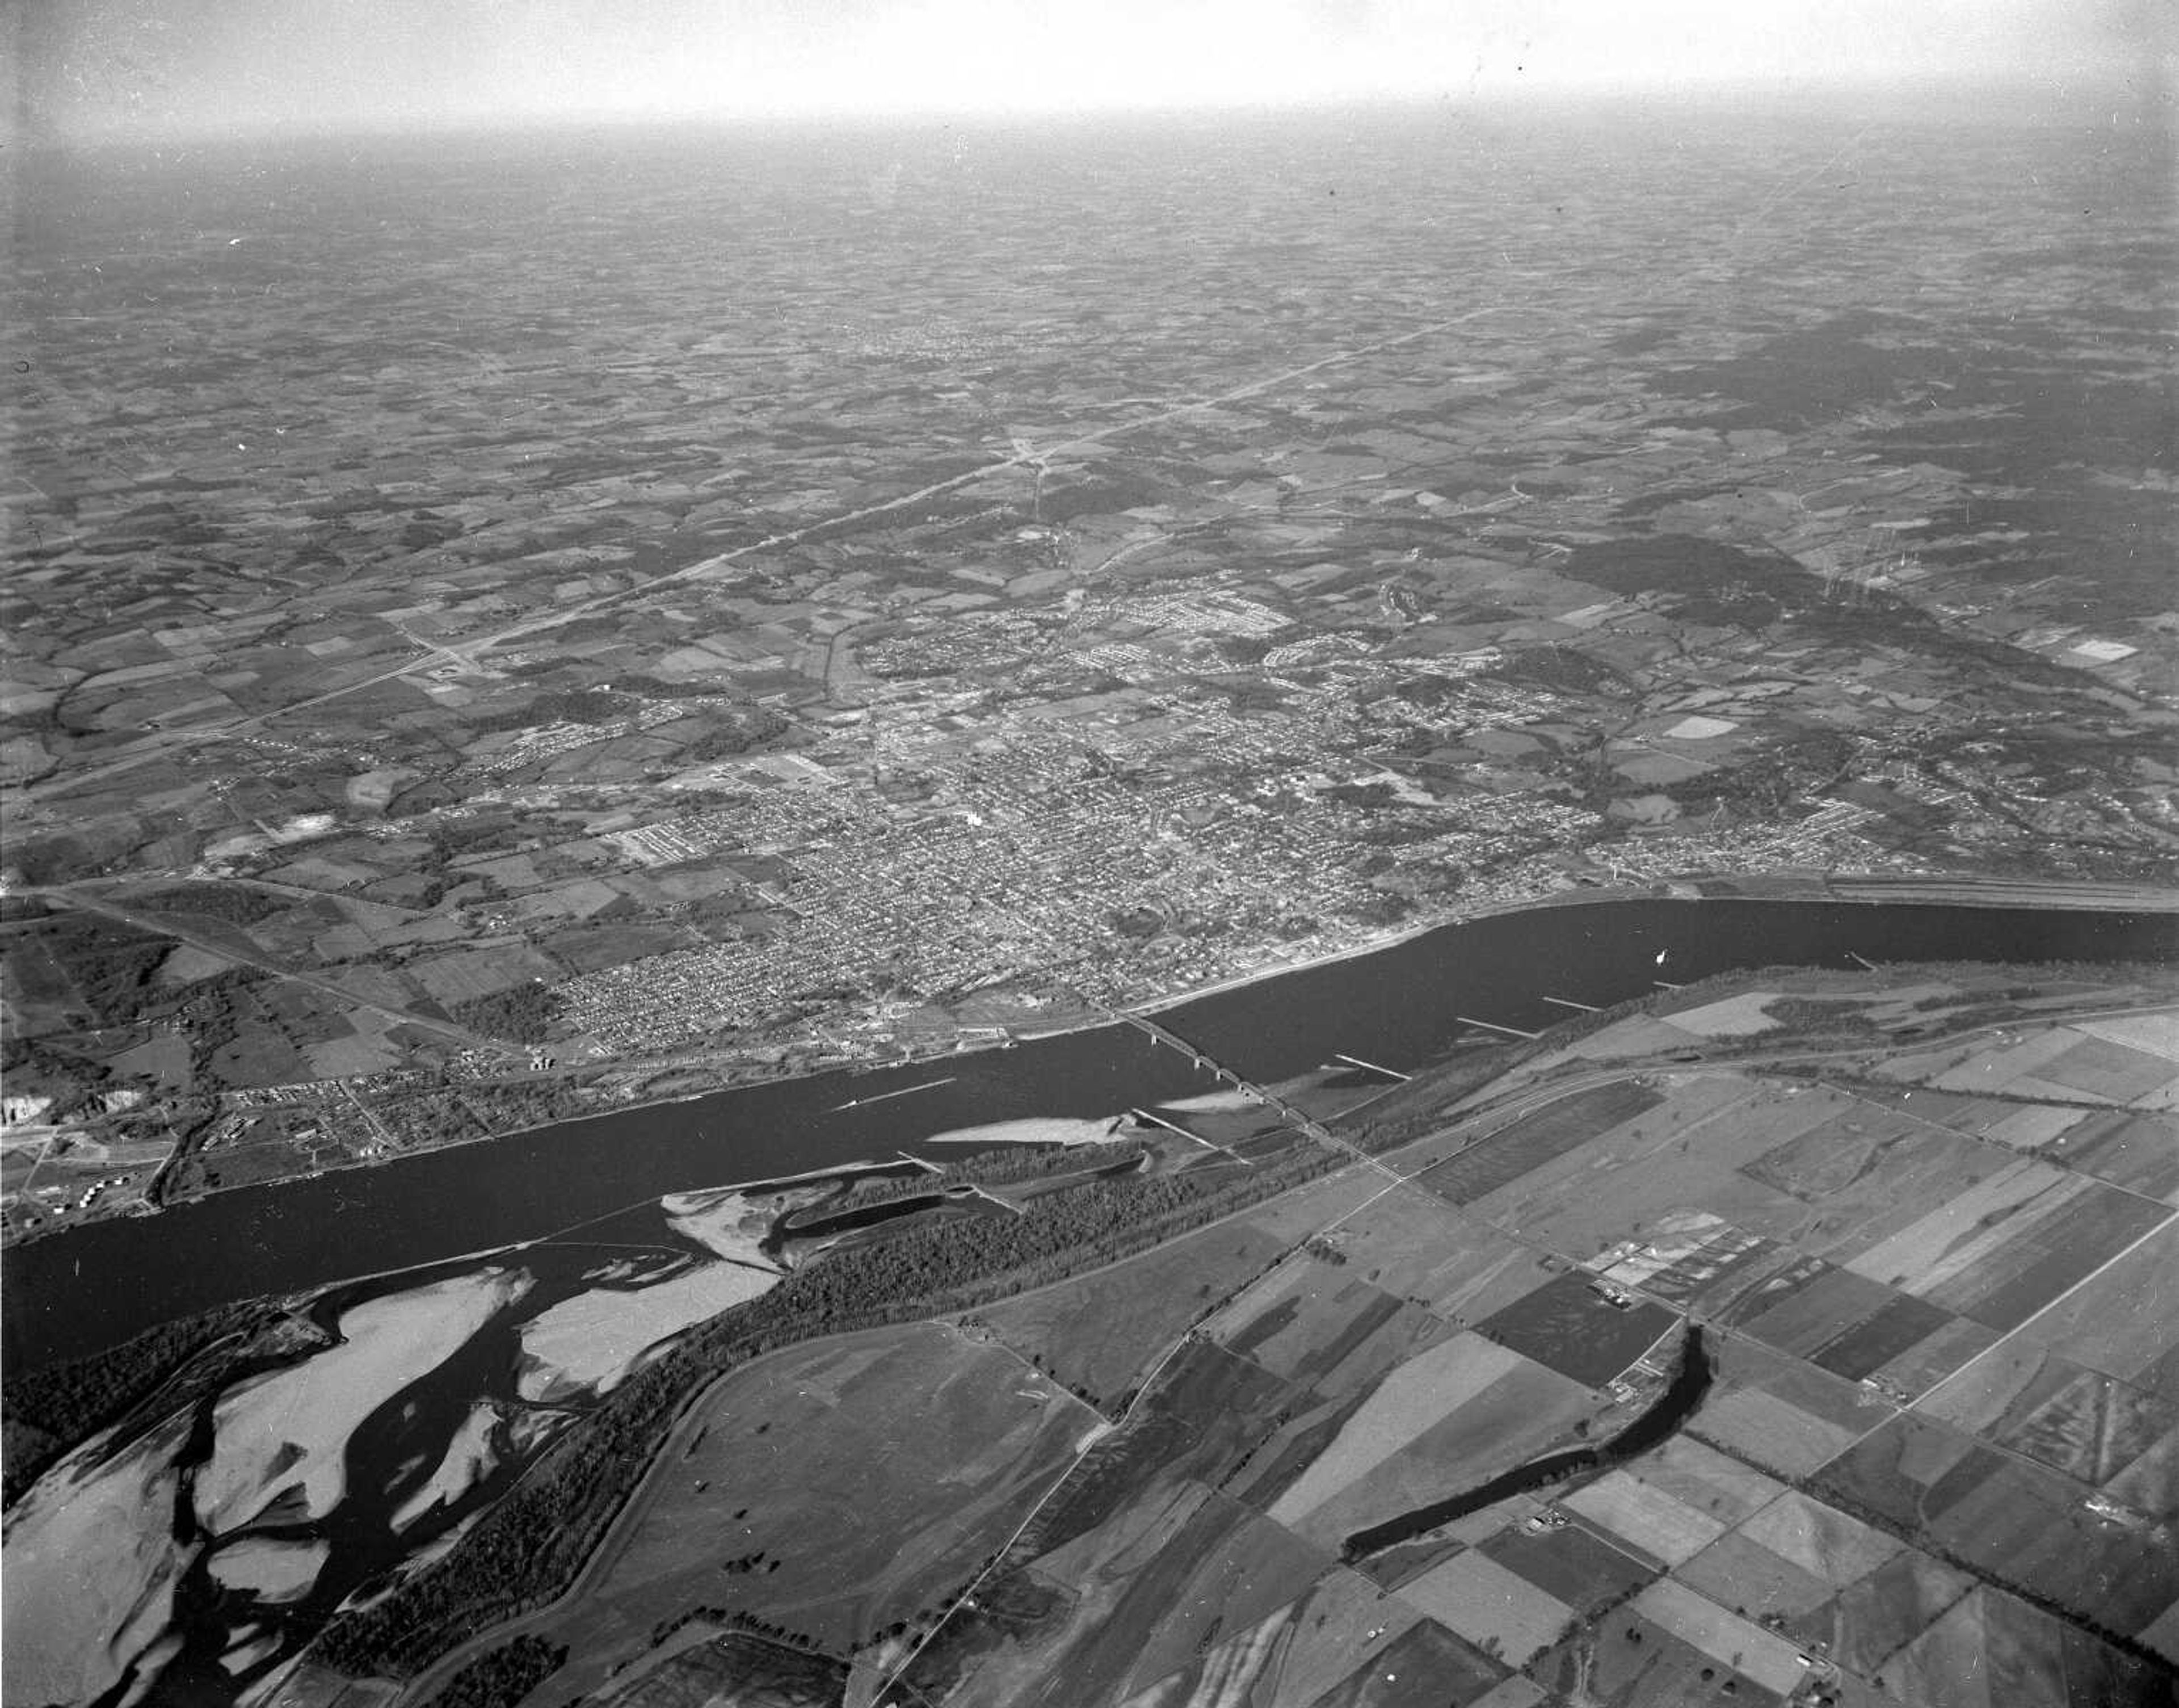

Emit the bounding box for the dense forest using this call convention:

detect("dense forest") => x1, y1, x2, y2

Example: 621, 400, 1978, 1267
2, 1298, 303, 1504
419, 1635, 567, 1708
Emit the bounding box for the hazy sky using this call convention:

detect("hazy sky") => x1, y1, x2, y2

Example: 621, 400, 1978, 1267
15, 0, 2172, 141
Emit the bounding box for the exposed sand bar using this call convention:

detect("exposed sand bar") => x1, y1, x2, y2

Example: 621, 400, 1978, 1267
196, 1267, 533, 1535
391, 1400, 501, 1533
663, 1187, 789, 1269
206, 1537, 331, 1604
922, 1116, 1128, 1147
516, 1261, 780, 1403
1152, 1088, 1264, 1113
2, 1412, 199, 1708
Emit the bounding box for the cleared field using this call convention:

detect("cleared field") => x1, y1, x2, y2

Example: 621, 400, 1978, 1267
1562, 1471, 1728, 1567
1265, 1333, 1524, 1525
1842, 1158, 2071, 1291
1981, 1102, 2092, 1149
1875, 1585, 2174, 1708
978, 1216, 1291, 1406
1312, 1192, 1555, 1324
1414, 1080, 1663, 1207
1688, 1335, 1878, 1478
1625, 1436, 1784, 1527
1672, 1530, 1834, 1622
1070, 1567, 1434, 1708
1630, 1577, 1809, 1696
2017, 1034, 2179, 1104
1786, 1545, 1972, 1677
1917, 1217, 2179, 1398
1866, 1315, 2003, 1399
1002, 1483, 1331, 1708
1923, 1348, 2173, 1490
1474, 1269, 1676, 1387
1294, 1617, 1506, 1708
1528, 1608, 1783, 1708
1735, 1490, 1901, 1588
1211, 1259, 1444, 1394
1815, 1412, 2179, 1638
1479, 1520, 1656, 1613
1278, 1356, 1597, 1549
528, 1322, 1093, 1675
1918, 1181, 2172, 1332
2043, 1109, 2179, 1200
1744, 1113, 2015, 1268
1398, 1549, 1576, 1665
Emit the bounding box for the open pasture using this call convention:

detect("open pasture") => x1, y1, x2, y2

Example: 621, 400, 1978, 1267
1412, 1079, 1663, 1208
1311, 1190, 1554, 1324
1398, 1547, 1576, 1665
1672, 1530, 1835, 1622
1084, 1568, 1438, 1708
2010, 1032, 2179, 1105
1815, 1412, 2179, 1639
1562, 1471, 1727, 1568
1917, 1216, 2179, 1398
1742, 1109, 2014, 1265
1734, 1488, 1902, 1588
1921, 1348, 2174, 1491
2043, 1108, 2179, 1200
1285, 1354, 1599, 1551
1913, 1177, 2170, 1333
1630, 1577, 1810, 1696
1263, 1332, 1528, 1527
1002, 1483, 1331, 1708
1473, 1269, 1676, 1386
1479, 1517, 1656, 1613
529, 1322, 1093, 1669
977, 1215, 1291, 1406
1874, 1585, 2175, 1708
1528, 1606, 1788, 1708
1686, 1333, 1879, 1477
1210, 1257, 1448, 1396
1622, 1436, 1784, 1528
1785, 1545, 1972, 1677
1475, 1085, 1933, 1261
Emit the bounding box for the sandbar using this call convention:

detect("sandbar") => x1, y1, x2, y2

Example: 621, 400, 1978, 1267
196, 1267, 532, 1534
922, 1116, 1127, 1147
2, 1412, 198, 1708
516, 1261, 780, 1402
391, 1400, 501, 1533
206, 1537, 331, 1604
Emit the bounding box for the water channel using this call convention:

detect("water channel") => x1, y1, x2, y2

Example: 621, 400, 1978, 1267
7, 895, 2170, 1372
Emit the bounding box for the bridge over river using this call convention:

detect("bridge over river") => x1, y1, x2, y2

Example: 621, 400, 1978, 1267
1094, 1005, 1399, 1181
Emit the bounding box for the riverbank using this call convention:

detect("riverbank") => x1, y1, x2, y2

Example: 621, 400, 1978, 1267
9, 890, 2174, 1374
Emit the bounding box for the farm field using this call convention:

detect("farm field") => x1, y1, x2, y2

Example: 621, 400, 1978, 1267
224, 968, 2179, 1708
518, 1322, 1097, 1700
975, 1216, 1293, 1405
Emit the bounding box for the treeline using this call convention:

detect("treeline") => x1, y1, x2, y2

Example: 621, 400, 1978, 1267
3, 1299, 292, 1504
310, 1142, 1338, 1678
419, 1636, 567, 1708
37, 918, 174, 1027
448, 987, 566, 1045
131, 884, 283, 927
471, 690, 633, 734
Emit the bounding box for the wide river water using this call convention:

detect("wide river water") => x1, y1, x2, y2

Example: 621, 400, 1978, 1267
7, 896, 2171, 1372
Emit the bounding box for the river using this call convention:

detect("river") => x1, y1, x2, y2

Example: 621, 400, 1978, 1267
7, 896, 2171, 1373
